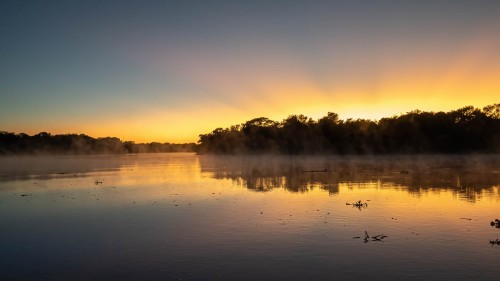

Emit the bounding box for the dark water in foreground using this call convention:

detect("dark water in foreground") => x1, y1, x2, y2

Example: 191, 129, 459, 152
0, 153, 499, 280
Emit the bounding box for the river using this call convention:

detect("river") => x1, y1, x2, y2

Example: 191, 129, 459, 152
0, 153, 499, 280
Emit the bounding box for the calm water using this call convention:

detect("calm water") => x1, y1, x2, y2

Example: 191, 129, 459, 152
0, 153, 499, 280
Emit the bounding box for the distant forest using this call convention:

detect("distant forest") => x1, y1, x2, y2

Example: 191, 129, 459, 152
0, 132, 196, 155
2, 104, 499, 156
197, 104, 500, 154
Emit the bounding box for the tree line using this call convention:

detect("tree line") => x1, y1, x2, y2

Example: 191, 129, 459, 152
197, 104, 500, 154
0, 132, 196, 155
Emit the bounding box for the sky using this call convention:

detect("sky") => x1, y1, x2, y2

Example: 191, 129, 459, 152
1, 0, 499, 143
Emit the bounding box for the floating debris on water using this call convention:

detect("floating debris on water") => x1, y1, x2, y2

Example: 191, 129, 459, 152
346, 200, 368, 209
490, 219, 500, 228
302, 169, 328, 173
371, 234, 388, 241
355, 231, 388, 243
489, 238, 500, 245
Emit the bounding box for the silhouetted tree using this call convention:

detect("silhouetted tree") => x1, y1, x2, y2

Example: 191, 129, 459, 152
197, 104, 500, 154
0, 132, 195, 155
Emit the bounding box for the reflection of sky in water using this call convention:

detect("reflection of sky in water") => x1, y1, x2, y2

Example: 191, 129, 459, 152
0, 153, 499, 280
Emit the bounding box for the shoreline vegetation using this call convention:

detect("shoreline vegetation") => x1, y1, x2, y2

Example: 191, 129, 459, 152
0, 133, 196, 155
1, 104, 499, 156
197, 104, 500, 154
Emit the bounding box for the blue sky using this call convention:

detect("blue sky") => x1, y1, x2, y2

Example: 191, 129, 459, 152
1, 0, 499, 142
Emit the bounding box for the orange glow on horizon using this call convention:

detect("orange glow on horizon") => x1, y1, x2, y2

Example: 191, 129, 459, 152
6, 28, 500, 144
2, 3, 500, 144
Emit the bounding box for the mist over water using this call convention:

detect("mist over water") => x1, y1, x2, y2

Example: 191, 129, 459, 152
0, 153, 499, 280
198, 154, 499, 198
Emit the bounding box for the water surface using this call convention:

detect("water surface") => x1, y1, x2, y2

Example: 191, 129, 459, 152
0, 153, 499, 280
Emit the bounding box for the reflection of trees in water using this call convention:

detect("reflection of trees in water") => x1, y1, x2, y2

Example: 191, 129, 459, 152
199, 155, 500, 201
406, 182, 499, 203
205, 157, 343, 194
230, 169, 340, 193
0, 156, 125, 182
